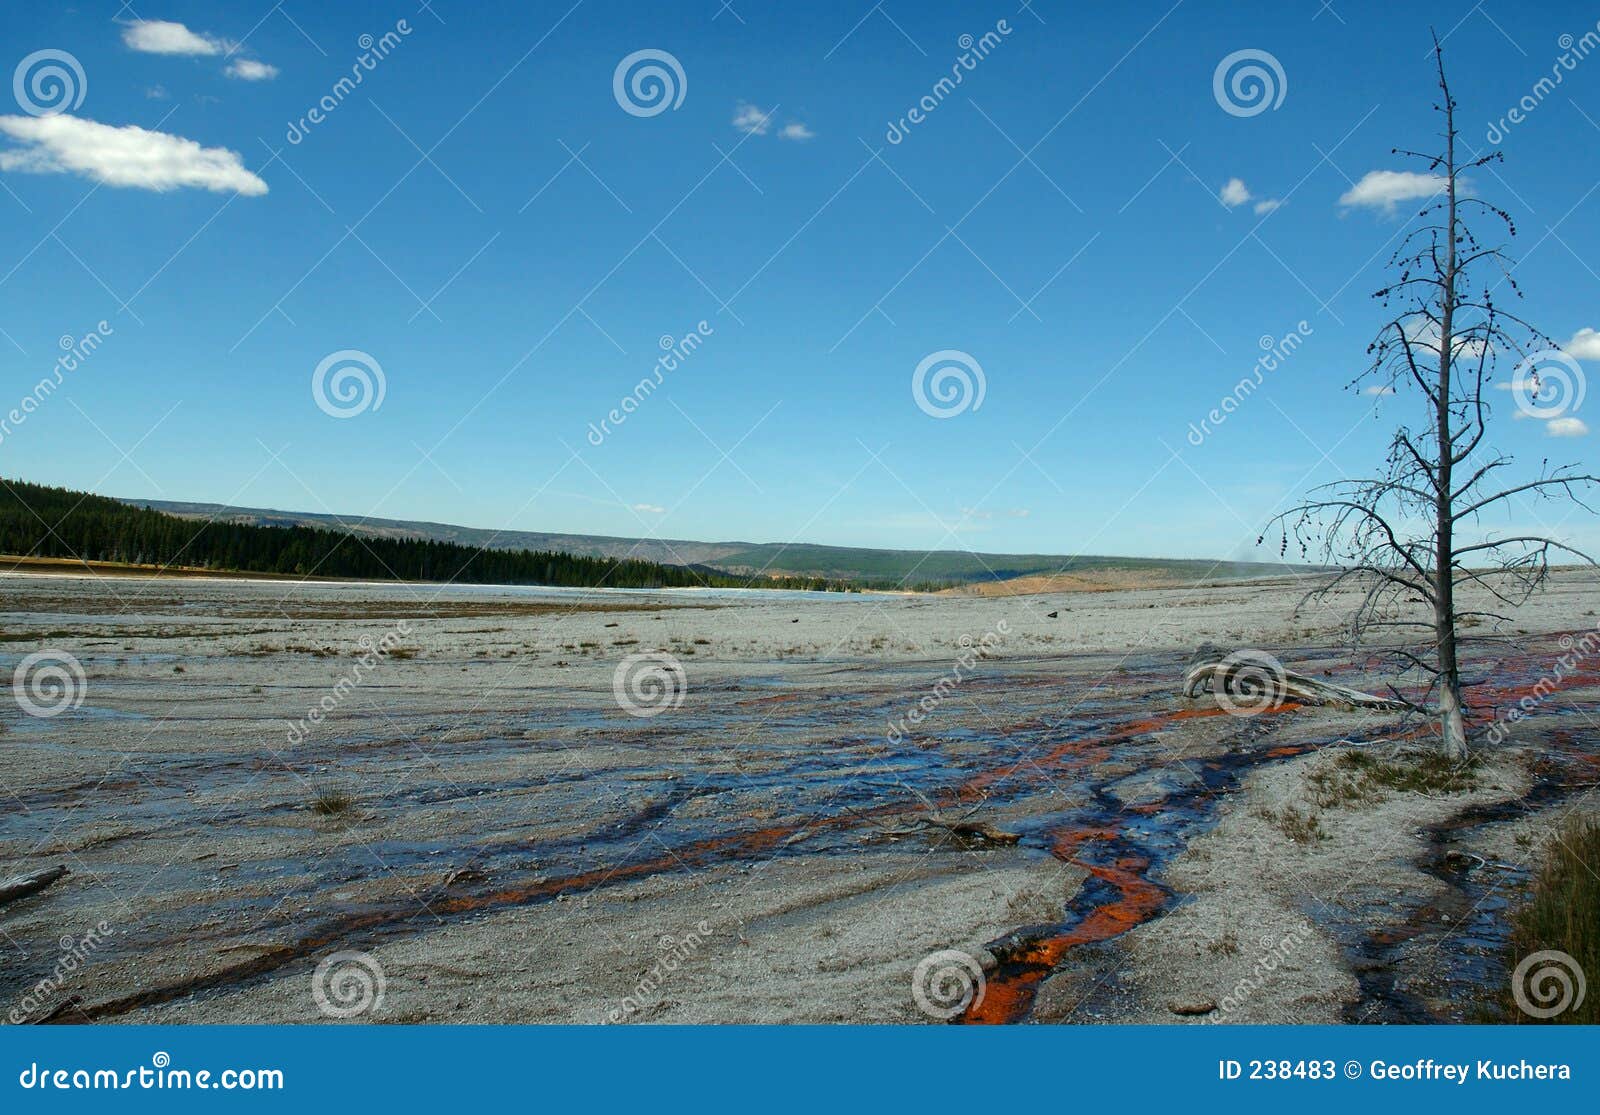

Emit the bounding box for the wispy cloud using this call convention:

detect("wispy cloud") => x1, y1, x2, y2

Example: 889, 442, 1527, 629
631, 502, 665, 514
732, 102, 773, 136
225, 59, 278, 82
121, 19, 230, 56
779, 121, 814, 141
1363, 384, 1396, 395
1219, 176, 1281, 214
0, 115, 268, 195
1339, 170, 1452, 214
1547, 416, 1589, 437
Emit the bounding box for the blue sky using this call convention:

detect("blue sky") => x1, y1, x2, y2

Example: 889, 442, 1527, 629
3, 0, 1600, 561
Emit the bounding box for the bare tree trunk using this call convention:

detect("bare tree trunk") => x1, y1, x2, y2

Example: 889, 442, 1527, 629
1434, 52, 1469, 760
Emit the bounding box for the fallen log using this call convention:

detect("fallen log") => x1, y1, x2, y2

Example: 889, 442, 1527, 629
1183, 647, 1407, 712
0, 865, 69, 908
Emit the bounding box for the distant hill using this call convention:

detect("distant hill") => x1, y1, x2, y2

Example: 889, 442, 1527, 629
125, 497, 1298, 588
1, 480, 842, 591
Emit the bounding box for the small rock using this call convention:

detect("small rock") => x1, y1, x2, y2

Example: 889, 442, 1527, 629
1168, 999, 1217, 1016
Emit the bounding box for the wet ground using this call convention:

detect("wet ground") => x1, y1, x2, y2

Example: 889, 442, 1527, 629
1, 573, 1596, 1023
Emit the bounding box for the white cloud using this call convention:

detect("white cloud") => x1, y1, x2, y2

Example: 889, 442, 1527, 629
1219, 177, 1251, 207
1547, 417, 1589, 437
1565, 328, 1600, 361
121, 19, 229, 56
1363, 384, 1396, 395
631, 502, 665, 514
732, 102, 773, 136
1220, 177, 1281, 214
0, 115, 267, 195
225, 59, 278, 82
1339, 170, 1451, 213
779, 121, 814, 141
145, 85, 169, 100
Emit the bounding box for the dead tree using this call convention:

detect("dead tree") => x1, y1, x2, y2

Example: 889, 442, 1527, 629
1266, 34, 1598, 758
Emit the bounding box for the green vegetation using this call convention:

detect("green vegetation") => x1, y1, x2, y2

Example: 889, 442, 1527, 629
1, 479, 849, 591
1308, 747, 1479, 809
1505, 816, 1600, 1024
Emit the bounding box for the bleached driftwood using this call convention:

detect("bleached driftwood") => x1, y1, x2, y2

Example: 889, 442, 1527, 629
1183, 648, 1407, 712
0, 865, 69, 908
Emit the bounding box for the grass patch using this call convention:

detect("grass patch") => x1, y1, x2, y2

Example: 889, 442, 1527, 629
1255, 804, 1328, 845
1504, 816, 1600, 1024
1308, 747, 1479, 809
310, 788, 354, 816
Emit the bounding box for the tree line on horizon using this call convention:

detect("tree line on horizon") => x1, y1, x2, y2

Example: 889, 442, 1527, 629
0, 479, 855, 592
